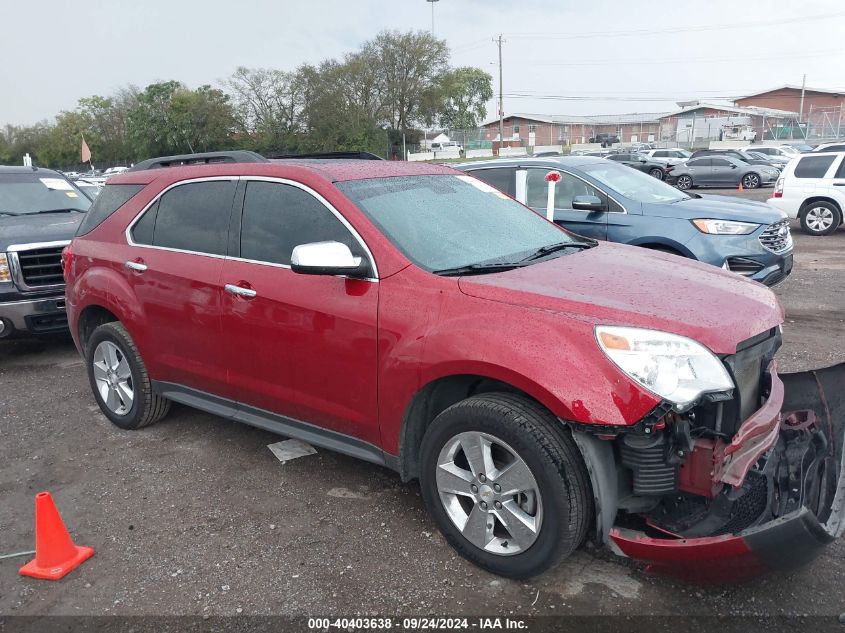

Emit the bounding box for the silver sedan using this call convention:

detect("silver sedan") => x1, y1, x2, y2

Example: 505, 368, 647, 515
668, 155, 780, 190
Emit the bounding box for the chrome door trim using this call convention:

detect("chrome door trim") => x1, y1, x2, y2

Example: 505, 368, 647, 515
123, 175, 379, 281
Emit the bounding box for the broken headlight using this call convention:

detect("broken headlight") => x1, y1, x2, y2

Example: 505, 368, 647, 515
596, 326, 734, 410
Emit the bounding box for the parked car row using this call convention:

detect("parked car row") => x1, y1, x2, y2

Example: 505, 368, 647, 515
53, 150, 843, 581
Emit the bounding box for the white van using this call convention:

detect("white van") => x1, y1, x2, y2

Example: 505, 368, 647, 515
767, 151, 845, 235
431, 141, 463, 154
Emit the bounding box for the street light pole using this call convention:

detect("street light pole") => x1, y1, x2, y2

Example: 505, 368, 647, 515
426, 0, 439, 34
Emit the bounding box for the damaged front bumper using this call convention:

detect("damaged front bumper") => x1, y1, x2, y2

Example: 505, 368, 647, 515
605, 363, 845, 581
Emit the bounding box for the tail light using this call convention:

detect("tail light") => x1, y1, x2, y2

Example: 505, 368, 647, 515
665, 165, 674, 173
61, 244, 75, 280
773, 178, 784, 198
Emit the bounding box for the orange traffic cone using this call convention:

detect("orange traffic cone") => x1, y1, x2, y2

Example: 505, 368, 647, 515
738, 181, 744, 192
19, 492, 94, 580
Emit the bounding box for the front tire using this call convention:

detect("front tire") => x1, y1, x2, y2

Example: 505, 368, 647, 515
800, 202, 841, 236
741, 172, 761, 189
419, 393, 592, 578
676, 174, 693, 190
86, 322, 170, 430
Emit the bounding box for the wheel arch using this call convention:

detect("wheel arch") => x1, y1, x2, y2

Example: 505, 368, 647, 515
799, 196, 842, 217
77, 305, 120, 352
398, 373, 562, 483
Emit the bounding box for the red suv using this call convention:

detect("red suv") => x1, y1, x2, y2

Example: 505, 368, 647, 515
64, 152, 844, 580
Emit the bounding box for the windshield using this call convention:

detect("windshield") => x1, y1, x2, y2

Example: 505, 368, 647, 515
337, 175, 581, 272
0, 173, 91, 215
578, 162, 689, 204
676, 149, 692, 158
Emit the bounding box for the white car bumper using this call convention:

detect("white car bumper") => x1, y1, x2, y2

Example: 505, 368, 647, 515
767, 197, 800, 219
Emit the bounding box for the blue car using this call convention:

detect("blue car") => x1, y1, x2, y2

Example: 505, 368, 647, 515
455, 157, 793, 286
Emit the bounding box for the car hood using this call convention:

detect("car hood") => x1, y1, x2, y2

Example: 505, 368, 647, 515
458, 243, 783, 355
643, 194, 786, 223
0, 212, 83, 251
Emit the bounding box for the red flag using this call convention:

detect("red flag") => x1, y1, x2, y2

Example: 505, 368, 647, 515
81, 136, 91, 163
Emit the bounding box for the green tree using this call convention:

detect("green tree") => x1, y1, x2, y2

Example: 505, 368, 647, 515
77, 87, 138, 164
127, 81, 184, 159
434, 67, 493, 130
171, 85, 237, 153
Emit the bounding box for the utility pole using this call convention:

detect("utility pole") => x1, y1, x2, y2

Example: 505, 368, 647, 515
494, 34, 505, 153
799, 73, 807, 127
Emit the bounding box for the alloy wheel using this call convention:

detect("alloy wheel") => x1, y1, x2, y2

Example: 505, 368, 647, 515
435, 431, 543, 556
805, 206, 835, 232
742, 173, 760, 189
92, 340, 134, 415
677, 175, 691, 190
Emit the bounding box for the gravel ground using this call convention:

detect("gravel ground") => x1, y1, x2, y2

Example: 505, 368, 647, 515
1, 189, 843, 625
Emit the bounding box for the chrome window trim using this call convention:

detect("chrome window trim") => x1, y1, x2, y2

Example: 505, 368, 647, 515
124, 176, 379, 281
6, 240, 71, 292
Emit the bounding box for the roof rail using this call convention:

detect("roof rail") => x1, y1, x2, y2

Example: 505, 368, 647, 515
265, 151, 385, 161
127, 150, 269, 172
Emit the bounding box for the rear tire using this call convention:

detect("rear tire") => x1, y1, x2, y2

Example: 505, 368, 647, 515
800, 202, 841, 236
419, 393, 592, 579
675, 175, 693, 190
86, 322, 170, 430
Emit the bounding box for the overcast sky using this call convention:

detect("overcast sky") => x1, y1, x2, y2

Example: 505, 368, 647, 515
2, 0, 844, 126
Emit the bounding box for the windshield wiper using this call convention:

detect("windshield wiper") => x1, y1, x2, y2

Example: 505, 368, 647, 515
433, 261, 529, 277
518, 240, 596, 263
25, 208, 84, 215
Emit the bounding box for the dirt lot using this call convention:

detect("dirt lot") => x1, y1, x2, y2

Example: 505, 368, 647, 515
1, 188, 843, 624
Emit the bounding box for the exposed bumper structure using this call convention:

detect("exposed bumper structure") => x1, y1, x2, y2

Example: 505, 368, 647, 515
608, 363, 845, 581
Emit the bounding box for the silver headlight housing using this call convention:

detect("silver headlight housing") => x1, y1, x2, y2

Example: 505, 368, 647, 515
596, 326, 734, 410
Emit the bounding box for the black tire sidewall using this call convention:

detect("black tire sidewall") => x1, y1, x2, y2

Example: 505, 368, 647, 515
85, 325, 144, 429
649, 168, 663, 180
677, 175, 692, 189
419, 404, 580, 578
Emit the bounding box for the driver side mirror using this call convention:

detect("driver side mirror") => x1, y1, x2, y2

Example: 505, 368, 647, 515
291, 241, 369, 278
572, 195, 605, 212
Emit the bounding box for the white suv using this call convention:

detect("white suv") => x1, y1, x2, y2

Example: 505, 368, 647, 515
768, 151, 845, 235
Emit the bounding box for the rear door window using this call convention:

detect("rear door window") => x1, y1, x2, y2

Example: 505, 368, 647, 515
467, 168, 515, 197
794, 155, 837, 179
134, 180, 236, 255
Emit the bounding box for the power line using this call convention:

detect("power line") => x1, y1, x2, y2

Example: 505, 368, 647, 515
511, 49, 843, 67
504, 10, 845, 40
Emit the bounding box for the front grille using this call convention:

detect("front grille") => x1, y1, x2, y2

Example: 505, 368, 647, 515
11, 244, 67, 290
759, 219, 792, 254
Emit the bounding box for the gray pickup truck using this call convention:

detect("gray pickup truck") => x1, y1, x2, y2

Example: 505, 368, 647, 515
0, 166, 91, 338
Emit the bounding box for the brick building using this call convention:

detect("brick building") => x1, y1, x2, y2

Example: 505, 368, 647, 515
735, 85, 845, 116
657, 102, 799, 143
479, 112, 666, 147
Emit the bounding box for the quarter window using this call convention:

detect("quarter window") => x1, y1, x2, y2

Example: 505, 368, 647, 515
794, 155, 836, 179
132, 180, 236, 255
239, 181, 359, 266
835, 158, 845, 179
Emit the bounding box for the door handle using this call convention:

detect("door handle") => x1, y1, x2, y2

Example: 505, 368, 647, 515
224, 283, 257, 299
124, 260, 147, 272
